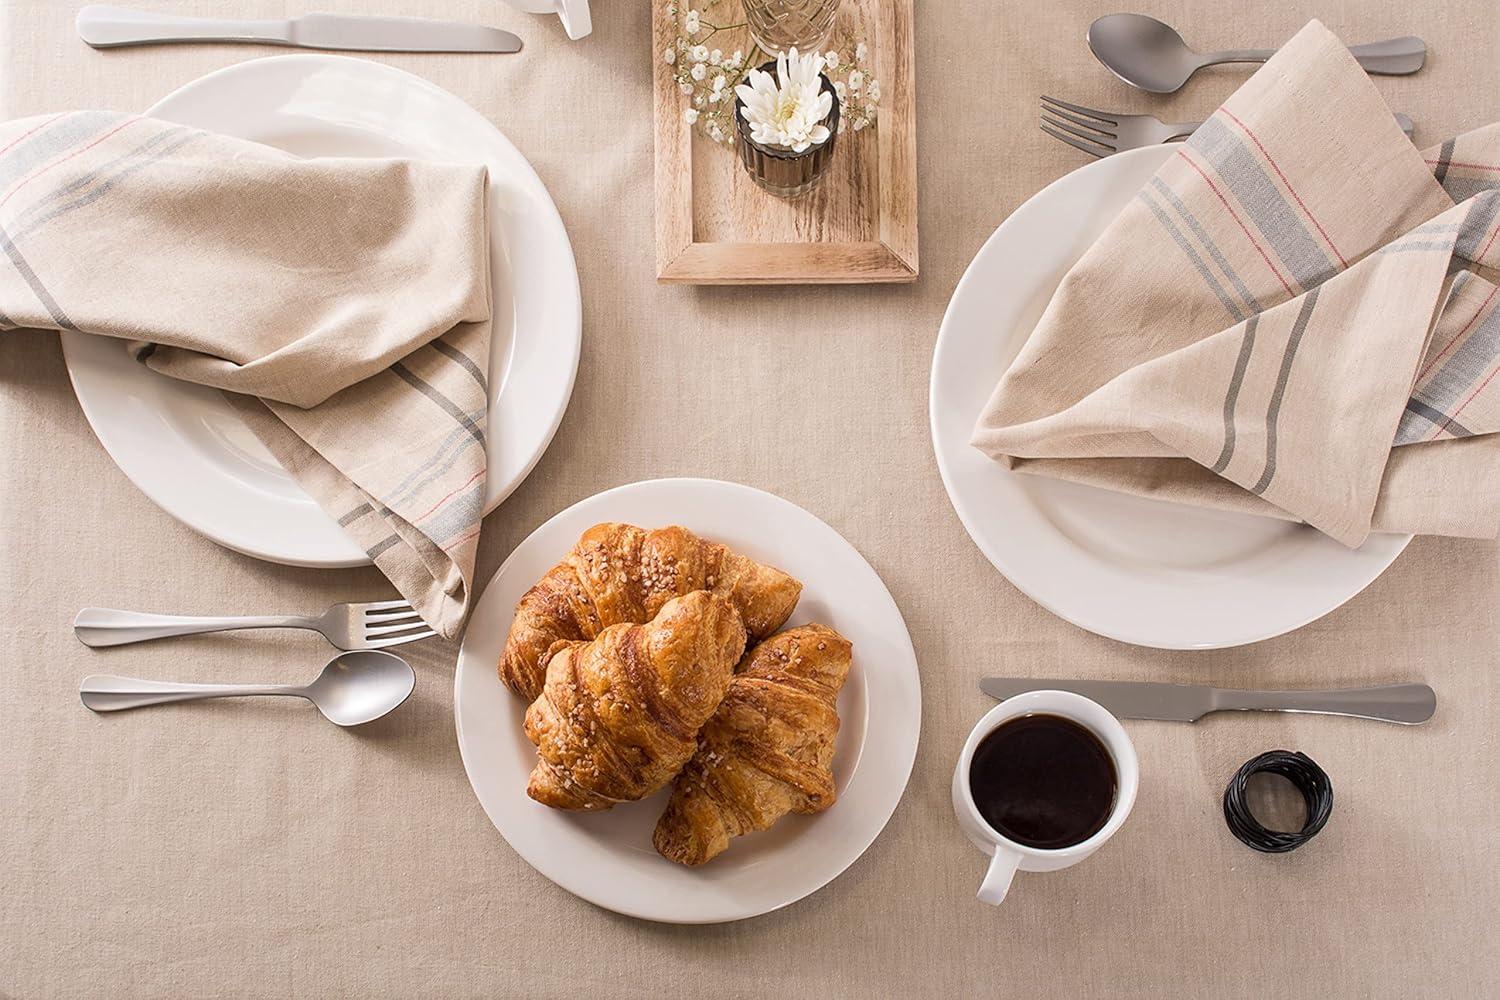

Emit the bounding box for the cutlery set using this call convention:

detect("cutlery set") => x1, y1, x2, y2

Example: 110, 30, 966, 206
76, 600, 433, 725
1044, 13, 1427, 157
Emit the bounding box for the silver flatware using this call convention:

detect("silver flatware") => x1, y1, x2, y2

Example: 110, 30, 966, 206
1041, 95, 1415, 157
73, 600, 435, 650
76, 6, 523, 53
1087, 14, 1425, 94
979, 677, 1436, 725
80, 650, 416, 726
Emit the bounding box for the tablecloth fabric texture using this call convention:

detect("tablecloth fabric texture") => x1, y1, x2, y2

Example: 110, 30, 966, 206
2, 2, 1498, 998
0, 112, 493, 636
973, 21, 1500, 546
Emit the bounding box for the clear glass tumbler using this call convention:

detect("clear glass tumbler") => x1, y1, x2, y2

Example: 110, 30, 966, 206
742, 0, 841, 58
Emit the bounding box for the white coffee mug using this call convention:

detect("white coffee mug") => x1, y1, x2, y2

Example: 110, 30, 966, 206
952, 690, 1139, 905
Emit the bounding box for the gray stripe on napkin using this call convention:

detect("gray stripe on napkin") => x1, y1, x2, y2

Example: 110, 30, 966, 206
1251, 287, 1321, 495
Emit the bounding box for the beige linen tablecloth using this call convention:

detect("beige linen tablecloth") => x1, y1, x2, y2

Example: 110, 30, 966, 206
2, 2, 1498, 997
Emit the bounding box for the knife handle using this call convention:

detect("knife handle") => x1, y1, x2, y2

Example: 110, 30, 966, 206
77, 6, 290, 48
1212, 683, 1436, 725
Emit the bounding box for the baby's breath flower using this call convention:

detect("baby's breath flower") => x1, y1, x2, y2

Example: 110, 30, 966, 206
708, 124, 723, 142
663, 47, 676, 64
824, 50, 840, 70
683, 108, 699, 124
711, 74, 725, 92
853, 116, 868, 131
684, 9, 701, 33
689, 44, 709, 62
709, 49, 722, 65
690, 62, 706, 81
848, 69, 864, 91
679, 81, 693, 96
834, 80, 847, 100
855, 41, 869, 61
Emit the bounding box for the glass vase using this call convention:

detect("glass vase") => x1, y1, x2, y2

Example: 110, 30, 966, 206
734, 60, 841, 198
741, 0, 841, 59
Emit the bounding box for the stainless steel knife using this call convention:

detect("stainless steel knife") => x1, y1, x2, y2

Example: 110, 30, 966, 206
979, 677, 1436, 725
77, 6, 523, 53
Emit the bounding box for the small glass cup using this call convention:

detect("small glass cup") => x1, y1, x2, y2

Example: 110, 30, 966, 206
742, 0, 842, 58
733, 61, 840, 199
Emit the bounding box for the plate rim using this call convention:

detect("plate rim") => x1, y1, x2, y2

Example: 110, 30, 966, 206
928, 145, 1411, 650
59, 53, 582, 568
452, 477, 922, 924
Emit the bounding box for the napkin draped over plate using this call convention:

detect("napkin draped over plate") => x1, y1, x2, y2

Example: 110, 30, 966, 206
0, 112, 493, 637
972, 21, 1500, 546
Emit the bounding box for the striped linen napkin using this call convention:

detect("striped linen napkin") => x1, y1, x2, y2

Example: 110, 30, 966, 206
0, 112, 493, 637
972, 20, 1500, 546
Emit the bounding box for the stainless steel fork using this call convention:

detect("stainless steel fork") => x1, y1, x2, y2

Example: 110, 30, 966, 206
1040, 95, 1414, 157
73, 600, 435, 650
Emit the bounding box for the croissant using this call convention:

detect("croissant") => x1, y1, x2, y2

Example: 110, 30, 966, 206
653, 624, 852, 866
499, 522, 802, 700
523, 590, 747, 811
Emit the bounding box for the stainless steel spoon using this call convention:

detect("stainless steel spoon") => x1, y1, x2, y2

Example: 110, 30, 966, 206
80, 650, 415, 726
1088, 14, 1426, 94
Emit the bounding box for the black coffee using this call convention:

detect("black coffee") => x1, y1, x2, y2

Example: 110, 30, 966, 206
968, 713, 1117, 849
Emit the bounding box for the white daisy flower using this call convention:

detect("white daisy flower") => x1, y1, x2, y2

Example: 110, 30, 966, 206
732, 46, 834, 152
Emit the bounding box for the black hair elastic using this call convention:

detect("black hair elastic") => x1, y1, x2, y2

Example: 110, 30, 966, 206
1222, 750, 1333, 853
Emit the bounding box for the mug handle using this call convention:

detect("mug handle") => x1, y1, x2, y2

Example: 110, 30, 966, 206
977, 846, 1021, 905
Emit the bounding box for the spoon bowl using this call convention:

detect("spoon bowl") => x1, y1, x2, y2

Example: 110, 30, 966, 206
1088, 14, 1201, 94
305, 650, 416, 726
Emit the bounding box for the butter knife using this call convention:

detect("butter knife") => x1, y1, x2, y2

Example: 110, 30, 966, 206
979, 678, 1436, 725
77, 6, 523, 53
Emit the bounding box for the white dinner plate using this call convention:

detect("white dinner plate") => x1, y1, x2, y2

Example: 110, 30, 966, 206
60, 56, 581, 567
454, 478, 922, 923
930, 146, 1410, 649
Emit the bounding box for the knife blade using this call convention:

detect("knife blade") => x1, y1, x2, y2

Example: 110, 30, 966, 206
978, 677, 1436, 725
78, 6, 523, 53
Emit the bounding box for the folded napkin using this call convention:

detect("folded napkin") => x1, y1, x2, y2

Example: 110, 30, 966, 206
0, 112, 493, 637
972, 21, 1500, 546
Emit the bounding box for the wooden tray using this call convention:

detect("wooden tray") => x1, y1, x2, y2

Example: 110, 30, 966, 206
652, 0, 917, 284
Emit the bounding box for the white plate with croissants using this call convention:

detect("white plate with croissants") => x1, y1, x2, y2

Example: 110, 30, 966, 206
454, 478, 921, 923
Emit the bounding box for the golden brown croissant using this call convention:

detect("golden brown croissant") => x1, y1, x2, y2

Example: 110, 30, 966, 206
523, 590, 747, 811
652, 624, 852, 866
498, 522, 802, 700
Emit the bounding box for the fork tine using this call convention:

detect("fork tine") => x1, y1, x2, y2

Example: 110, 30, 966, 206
1039, 100, 1119, 138
365, 609, 424, 624
360, 599, 415, 612
366, 620, 434, 638
1040, 122, 1109, 158
1042, 114, 1118, 151
367, 630, 438, 649
1039, 94, 1117, 126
